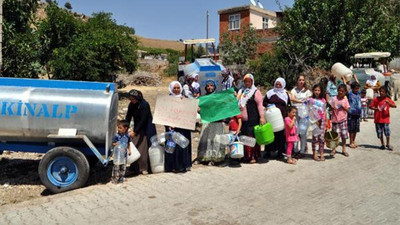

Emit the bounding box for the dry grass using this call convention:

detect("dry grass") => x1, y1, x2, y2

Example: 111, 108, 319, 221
137, 36, 184, 51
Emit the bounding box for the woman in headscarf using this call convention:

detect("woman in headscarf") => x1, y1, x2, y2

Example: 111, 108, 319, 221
183, 74, 200, 98
237, 74, 265, 163
164, 81, 192, 172
221, 69, 234, 91
263, 77, 291, 160
191, 73, 201, 97
125, 89, 157, 175
197, 80, 226, 165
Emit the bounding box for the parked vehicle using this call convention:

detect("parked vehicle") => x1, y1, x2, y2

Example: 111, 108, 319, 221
0, 78, 118, 193
352, 52, 399, 101
177, 38, 226, 94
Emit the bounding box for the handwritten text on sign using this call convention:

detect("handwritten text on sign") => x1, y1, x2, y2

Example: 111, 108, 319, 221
152, 95, 199, 130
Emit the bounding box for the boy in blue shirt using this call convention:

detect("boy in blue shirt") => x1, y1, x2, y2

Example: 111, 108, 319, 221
112, 120, 131, 183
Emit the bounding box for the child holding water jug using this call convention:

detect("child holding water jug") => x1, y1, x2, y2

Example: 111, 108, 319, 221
284, 106, 298, 165
329, 84, 350, 157
309, 84, 327, 161
112, 120, 131, 184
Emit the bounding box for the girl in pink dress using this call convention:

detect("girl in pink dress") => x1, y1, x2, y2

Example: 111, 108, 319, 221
285, 106, 299, 165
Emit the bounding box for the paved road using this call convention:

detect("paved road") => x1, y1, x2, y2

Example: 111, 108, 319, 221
1, 109, 400, 225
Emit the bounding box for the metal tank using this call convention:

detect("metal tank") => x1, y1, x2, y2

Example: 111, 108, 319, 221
0, 77, 118, 147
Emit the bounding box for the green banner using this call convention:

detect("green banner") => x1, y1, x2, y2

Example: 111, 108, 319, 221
199, 88, 241, 123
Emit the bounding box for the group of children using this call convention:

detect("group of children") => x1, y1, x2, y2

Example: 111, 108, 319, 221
284, 81, 397, 165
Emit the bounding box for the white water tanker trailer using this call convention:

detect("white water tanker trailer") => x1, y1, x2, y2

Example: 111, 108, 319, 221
0, 77, 118, 193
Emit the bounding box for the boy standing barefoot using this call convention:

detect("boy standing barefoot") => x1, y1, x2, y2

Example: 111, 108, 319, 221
329, 84, 350, 157
369, 86, 397, 150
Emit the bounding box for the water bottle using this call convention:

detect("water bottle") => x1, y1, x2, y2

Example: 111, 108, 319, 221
310, 123, 322, 137
215, 134, 235, 145
309, 106, 321, 121
165, 139, 176, 154
297, 104, 309, 118
171, 132, 189, 148
312, 126, 322, 137
113, 142, 127, 165
298, 117, 309, 135
150, 133, 168, 145
238, 135, 256, 147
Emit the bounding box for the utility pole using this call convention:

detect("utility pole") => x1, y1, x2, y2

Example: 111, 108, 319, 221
206, 10, 209, 55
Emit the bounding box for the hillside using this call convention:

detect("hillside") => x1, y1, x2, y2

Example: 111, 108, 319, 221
137, 36, 184, 51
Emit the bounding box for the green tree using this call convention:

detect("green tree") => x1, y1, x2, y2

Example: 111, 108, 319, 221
38, 2, 83, 74
2, 0, 41, 77
278, 0, 400, 70
64, 2, 72, 10
219, 24, 260, 65
49, 12, 138, 81
195, 44, 207, 58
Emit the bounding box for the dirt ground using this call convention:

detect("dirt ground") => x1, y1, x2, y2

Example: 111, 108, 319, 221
0, 74, 204, 206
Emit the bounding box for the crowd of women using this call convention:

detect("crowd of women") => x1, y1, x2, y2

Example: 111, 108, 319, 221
121, 70, 396, 177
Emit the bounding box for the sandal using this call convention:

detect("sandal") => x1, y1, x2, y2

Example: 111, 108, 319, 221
380, 145, 386, 150
320, 155, 326, 161
250, 159, 256, 164
330, 149, 336, 157
349, 144, 356, 149
343, 151, 349, 157
386, 145, 394, 151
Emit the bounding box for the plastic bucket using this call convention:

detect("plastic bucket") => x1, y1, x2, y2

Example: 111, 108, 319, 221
230, 142, 244, 159
254, 123, 275, 145
324, 131, 339, 149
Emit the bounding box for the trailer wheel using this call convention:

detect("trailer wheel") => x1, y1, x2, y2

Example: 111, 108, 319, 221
39, 147, 89, 193
86, 155, 99, 168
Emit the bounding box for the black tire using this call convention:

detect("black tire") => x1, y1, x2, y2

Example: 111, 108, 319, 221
38, 147, 90, 193
86, 155, 99, 168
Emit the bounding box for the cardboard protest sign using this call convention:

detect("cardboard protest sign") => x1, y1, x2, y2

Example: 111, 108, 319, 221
152, 95, 199, 130
198, 88, 241, 123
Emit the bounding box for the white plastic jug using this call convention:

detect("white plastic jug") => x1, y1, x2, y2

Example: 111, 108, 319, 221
331, 62, 352, 80
127, 142, 141, 164
149, 144, 165, 173
366, 88, 374, 100
264, 104, 284, 132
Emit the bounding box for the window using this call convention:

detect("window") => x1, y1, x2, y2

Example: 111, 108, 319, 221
263, 17, 269, 29
229, 14, 240, 30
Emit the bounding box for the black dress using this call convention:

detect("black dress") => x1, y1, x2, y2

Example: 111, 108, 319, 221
263, 94, 291, 158
241, 91, 261, 161
164, 127, 192, 172
126, 99, 157, 173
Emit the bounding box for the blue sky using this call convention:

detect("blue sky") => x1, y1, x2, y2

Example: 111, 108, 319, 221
55, 0, 294, 42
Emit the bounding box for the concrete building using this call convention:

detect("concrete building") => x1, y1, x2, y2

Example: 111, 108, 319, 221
218, 4, 282, 55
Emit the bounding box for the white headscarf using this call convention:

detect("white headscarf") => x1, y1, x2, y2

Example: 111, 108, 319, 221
366, 75, 378, 87
237, 74, 257, 107
169, 81, 182, 97
191, 73, 200, 89
266, 77, 288, 103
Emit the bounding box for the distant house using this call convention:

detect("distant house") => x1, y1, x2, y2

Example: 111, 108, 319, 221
218, 4, 282, 55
